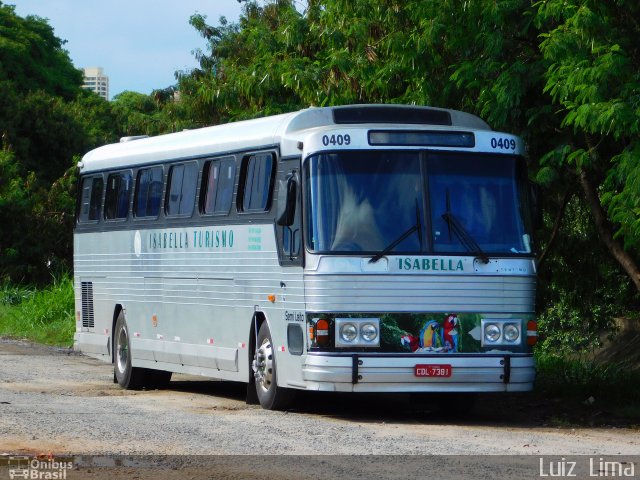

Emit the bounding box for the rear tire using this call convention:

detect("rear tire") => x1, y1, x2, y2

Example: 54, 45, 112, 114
252, 322, 294, 410
114, 312, 147, 390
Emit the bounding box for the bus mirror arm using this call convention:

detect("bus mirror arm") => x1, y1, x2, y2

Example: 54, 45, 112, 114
276, 175, 298, 227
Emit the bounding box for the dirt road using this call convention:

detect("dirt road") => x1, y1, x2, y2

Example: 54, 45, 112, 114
0, 338, 637, 478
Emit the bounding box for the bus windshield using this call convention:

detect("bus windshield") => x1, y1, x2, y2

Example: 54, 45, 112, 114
305, 151, 532, 256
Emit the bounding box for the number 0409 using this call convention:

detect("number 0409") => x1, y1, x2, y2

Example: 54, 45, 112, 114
490, 137, 516, 150
322, 134, 351, 146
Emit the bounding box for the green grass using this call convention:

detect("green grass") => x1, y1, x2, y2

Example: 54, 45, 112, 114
535, 353, 640, 405
0, 275, 75, 347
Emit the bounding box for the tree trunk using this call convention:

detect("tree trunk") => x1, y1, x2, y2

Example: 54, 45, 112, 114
537, 190, 571, 268
579, 169, 640, 293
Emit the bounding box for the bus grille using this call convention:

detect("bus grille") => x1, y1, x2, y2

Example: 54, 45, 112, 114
81, 282, 95, 328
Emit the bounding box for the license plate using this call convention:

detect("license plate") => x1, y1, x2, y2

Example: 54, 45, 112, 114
414, 364, 452, 377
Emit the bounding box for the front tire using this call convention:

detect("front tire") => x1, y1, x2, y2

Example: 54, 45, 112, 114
114, 312, 147, 390
252, 322, 294, 410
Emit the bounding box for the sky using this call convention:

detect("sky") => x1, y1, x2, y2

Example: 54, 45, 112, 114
11, 0, 244, 99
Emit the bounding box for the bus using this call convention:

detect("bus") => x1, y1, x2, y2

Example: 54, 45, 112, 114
74, 104, 538, 410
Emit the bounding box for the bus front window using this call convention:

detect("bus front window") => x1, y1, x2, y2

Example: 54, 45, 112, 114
305, 152, 423, 254
427, 153, 532, 255
304, 151, 532, 256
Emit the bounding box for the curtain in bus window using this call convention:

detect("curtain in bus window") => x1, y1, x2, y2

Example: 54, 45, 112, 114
204, 157, 235, 215
243, 153, 273, 212
104, 172, 132, 220
89, 177, 103, 221
203, 161, 220, 214
215, 157, 236, 214
135, 167, 162, 217
167, 163, 198, 216
79, 176, 103, 222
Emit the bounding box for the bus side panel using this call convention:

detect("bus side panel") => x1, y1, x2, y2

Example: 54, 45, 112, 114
73, 224, 306, 385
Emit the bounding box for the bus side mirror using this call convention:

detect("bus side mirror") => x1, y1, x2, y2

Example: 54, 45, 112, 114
276, 174, 298, 227
529, 182, 543, 230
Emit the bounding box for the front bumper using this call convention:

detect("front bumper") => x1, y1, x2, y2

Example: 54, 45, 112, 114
300, 353, 535, 393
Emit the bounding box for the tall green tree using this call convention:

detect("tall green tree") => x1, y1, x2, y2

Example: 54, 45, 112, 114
536, 0, 640, 292
0, 2, 82, 99
0, 4, 114, 283
178, 0, 310, 123
179, 0, 639, 300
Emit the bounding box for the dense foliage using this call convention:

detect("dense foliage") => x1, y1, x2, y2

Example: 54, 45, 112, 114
177, 0, 639, 350
0, 3, 190, 283
0, 0, 638, 351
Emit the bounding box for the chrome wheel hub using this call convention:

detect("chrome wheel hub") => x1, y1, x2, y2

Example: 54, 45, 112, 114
252, 338, 274, 393
116, 327, 128, 374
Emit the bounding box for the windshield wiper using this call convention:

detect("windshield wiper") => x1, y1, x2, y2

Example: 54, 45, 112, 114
442, 188, 489, 264
370, 199, 423, 263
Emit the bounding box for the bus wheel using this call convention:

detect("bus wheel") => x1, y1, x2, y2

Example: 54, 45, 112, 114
114, 312, 147, 390
252, 323, 294, 410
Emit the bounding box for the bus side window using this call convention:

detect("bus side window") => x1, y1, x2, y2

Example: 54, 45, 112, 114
240, 153, 275, 213
216, 157, 236, 214
201, 156, 236, 215
104, 171, 132, 220
166, 163, 198, 217
78, 176, 103, 223
134, 166, 163, 218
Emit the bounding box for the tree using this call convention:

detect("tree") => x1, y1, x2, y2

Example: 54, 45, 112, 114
178, 0, 639, 301
536, 0, 640, 292
178, 1, 310, 124
0, 4, 115, 283
0, 2, 83, 99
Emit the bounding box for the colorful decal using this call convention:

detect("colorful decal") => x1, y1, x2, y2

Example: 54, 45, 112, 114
420, 320, 443, 350
307, 312, 530, 353
398, 315, 460, 353
381, 313, 480, 353
400, 334, 419, 352
442, 314, 460, 352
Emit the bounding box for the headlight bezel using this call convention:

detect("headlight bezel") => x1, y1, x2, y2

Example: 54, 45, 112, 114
335, 318, 380, 348
481, 319, 523, 347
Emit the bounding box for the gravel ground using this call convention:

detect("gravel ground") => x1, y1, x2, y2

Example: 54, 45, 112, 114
0, 338, 638, 478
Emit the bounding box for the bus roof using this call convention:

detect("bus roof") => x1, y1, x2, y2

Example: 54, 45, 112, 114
79, 105, 492, 173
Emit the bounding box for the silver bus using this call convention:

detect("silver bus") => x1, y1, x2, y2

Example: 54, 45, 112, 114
74, 104, 538, 410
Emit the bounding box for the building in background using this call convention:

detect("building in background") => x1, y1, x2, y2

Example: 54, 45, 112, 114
82, 67, 109, 100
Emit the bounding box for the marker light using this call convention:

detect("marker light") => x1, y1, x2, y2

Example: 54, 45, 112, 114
316, 319, 330, 347
527, 320, 538, 346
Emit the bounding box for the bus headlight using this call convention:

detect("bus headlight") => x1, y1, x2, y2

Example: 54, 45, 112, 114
340, 323, 358, 343
335, 318, 380, 347
504, 323, 520, 342
484, 323, 501, 343
361, 323, 378, 342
